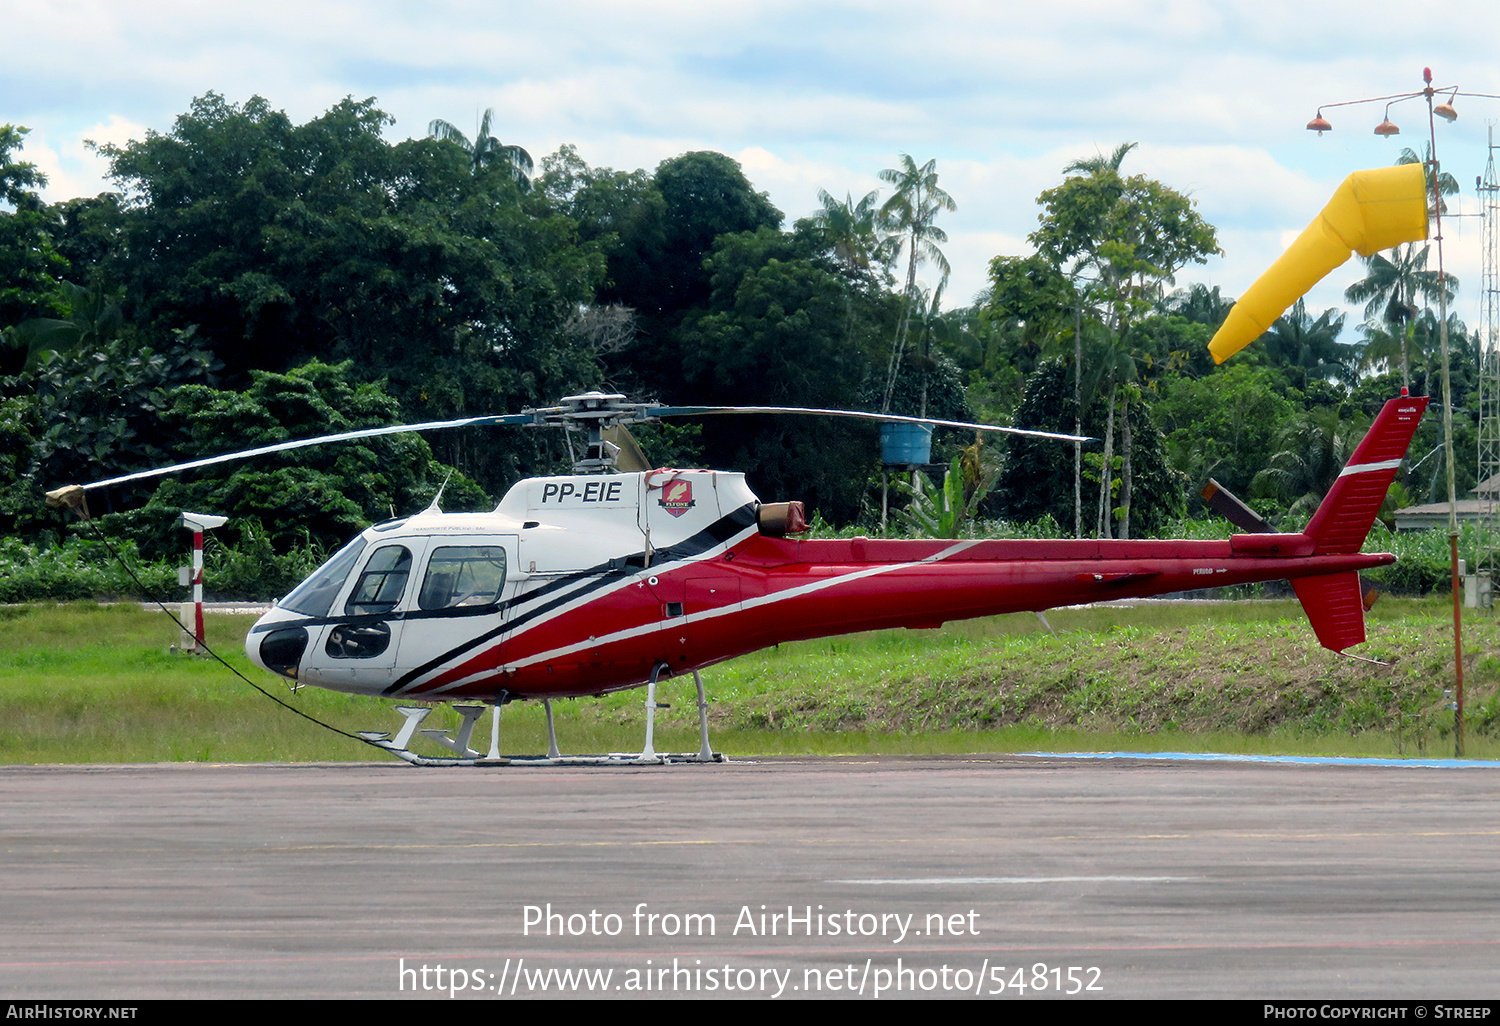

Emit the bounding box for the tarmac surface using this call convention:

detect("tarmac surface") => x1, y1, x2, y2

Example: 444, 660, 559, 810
2, 754, 1498, 1000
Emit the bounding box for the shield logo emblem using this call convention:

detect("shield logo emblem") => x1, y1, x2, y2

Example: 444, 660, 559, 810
659, 479, 696, 518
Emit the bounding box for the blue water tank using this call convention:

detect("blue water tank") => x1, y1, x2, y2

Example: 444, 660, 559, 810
880, 422, 933, 466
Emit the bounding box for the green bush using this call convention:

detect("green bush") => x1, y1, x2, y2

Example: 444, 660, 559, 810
1365, 525, 1474, 596
0, 531, 327, 603
0, 536, 176, 603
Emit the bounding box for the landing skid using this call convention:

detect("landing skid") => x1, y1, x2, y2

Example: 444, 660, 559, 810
356, 668, 724, 767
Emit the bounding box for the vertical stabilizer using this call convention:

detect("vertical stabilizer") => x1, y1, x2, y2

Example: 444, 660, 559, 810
1304, 396, 1428, 555
1290, 394, 1427, 653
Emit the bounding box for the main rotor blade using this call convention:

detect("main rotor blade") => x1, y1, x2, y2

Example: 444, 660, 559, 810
652, 405, 1093, 444
75, 413, 530, 492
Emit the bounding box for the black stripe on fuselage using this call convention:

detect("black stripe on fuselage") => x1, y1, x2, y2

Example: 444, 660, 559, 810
379, 573, 620, 696
379, 503, 758, 697
251, 562, 618, 633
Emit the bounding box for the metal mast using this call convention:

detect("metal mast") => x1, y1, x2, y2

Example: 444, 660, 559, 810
1477, 125, 1500, 596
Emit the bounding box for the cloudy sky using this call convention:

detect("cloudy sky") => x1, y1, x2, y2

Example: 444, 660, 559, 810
8, 0, 1500, 331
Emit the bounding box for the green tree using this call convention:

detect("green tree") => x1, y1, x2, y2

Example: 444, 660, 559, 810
1252, 407, 1372, 525
1359, 308, 1476, 406
5, 280, 126, 371
1164, 282, 1233, 328
1261, 300, 1353, 387
878, 155, 955, 413
975, 254, 1078, 384
989, 359, 1183, 534
0, 126, 47, 208
650, 151, 783, 316
1029, 144, 1220, 538
13, 335, 221, 536
0, 126, 71, 373
1152, 363, 1297, 502
97, 94, 604, 490
559, 150, 783, 400
1029, 144, 1135, 538
133, 360, 487, 555
804, 188, 889, 273
894, 281, 974, 433
1344, 242, 1454, 391
1030, 143, 1138, 296
538, 149, 669, 346
674, 230, 882, 521
428, 107, 533, 191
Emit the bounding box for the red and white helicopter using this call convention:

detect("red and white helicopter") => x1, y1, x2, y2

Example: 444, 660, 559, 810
50, 389, 1427, 766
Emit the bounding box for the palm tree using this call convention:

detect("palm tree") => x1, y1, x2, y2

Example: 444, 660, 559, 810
1253, 408, 1371, 524
1398, 144, 1460, 217
1361, 308, 1471, 392
808, 188, 888, 272
1262, 300, 1353, 386
1344, 242, 1454, 391
1064, 141, 1137, 179
907, 280, 952, 407
428, 108, 533, 191
1165, 282, 1232, 328
878, 155, 955, 413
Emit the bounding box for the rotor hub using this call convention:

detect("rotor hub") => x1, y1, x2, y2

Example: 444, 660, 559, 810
531, 393, 666, 473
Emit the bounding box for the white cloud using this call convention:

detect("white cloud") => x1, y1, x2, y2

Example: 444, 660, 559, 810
7, 0, 1500, 339
26, 116, 147, 203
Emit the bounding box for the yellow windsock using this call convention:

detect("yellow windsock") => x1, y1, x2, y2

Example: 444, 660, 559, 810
1208, 163, 1428, 364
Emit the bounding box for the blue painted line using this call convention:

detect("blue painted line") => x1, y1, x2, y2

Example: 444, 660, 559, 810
1023, 751, 1500, 769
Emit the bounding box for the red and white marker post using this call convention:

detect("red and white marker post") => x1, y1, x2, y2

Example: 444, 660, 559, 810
175, 512, 227, 654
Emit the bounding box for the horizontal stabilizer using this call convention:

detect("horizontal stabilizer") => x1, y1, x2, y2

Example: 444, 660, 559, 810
1291, 571, 1366, 653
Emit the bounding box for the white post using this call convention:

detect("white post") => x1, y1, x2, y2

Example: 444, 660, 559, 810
175, 512, 227, 654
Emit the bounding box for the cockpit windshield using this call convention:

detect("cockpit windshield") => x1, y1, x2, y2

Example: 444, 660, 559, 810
278, 536, 369, 617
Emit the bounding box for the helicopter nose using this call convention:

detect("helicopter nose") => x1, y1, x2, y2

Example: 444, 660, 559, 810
248, 616, 309, 680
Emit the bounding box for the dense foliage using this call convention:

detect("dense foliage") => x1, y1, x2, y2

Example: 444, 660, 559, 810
0, 97, 1481, 597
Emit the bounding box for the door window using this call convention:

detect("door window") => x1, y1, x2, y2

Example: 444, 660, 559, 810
344, 546, 413, 615
418, 546, 508, 610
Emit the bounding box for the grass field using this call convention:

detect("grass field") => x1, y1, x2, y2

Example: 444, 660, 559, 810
1, 598, 1497, 764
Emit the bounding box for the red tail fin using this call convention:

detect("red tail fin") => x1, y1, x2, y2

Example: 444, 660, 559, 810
1291, 395, 1426, 653
1303, 396, 1428, 555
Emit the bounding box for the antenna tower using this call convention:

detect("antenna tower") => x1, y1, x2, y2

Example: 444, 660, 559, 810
1476, 124, 1500, 600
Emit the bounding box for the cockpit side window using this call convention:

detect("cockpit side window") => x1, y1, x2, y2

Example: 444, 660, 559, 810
344, 545, 413, 615
418, 546, 507, 610
279, 537, 368, 618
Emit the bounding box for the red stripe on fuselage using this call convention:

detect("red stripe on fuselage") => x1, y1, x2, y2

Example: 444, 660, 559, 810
399, 534, 1391, 701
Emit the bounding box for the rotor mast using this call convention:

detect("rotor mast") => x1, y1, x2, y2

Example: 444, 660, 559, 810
527, 392, 665, 474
